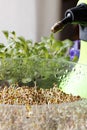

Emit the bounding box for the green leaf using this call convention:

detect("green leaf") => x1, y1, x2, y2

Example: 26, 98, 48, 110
22, 78, 32, 83
52, 41, 63, 50
11, 31, 16, 39
62, 39, 73, 47
26, 40, 32, 44
0, 52, 4, 58
18, 36, 26, 43
11, 31, 16, 36
2, 30, 9, 39
0, 43, 5, 49
72, 56, 79, 62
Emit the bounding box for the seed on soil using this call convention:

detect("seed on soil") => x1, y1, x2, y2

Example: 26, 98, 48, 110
0, 85, 81, 106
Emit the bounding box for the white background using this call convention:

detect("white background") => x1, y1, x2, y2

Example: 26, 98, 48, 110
0, 0, 61, 43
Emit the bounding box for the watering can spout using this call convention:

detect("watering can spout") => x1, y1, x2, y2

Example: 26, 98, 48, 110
51, 14, 72, 33
51, 3, 87, 33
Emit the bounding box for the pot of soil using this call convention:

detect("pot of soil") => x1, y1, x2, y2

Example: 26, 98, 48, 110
0, 58, 87, 130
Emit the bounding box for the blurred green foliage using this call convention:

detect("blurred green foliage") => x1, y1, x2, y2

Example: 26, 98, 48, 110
0, 31, 74, 87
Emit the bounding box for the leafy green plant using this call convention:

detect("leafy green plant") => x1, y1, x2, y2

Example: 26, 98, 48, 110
0, 31, 73, 87
0, 31, 73, 59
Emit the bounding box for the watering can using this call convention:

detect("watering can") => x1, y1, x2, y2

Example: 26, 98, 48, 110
51, 0, 87, 98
